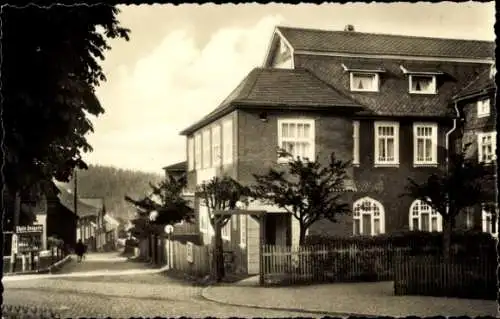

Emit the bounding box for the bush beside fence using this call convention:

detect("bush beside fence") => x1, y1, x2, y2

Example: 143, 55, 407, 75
261, 244, 399, 285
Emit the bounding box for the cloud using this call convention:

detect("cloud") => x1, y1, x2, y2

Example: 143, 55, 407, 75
87, 14, 285, 173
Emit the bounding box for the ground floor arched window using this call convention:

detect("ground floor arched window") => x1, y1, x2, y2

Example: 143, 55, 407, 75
482, 204, 498, 238
353, 197, 385, 236
409, 199, 442, 232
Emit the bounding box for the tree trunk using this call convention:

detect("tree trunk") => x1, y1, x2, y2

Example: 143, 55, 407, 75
212, 218, 225, 282
298, 224, 307, 246
443, 218, 452, 265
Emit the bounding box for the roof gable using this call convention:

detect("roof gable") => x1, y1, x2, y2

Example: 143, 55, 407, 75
277, 26, 494, 60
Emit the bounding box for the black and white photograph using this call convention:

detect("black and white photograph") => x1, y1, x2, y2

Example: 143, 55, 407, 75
1, 2, 497, 318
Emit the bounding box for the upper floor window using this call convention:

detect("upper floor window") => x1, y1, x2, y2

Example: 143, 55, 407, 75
374, 121, 399, 166
202, 129, 211, 169
477, 98, 491, 118
477, 131, 496, 164
352, 121, 360, 165
211, 125, 221, 167
187, 137, 194, 171
194, 134, 202, 170
222, 120, 233, 164
278, 119, 315, 162
409, 75, 436, 94
413, 123, 438, 166
350, 72, 379, 92
353, 197, 385, 236
409, 200, 442, 232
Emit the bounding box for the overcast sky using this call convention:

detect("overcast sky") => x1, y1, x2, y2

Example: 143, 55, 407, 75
84, 2, 495, 174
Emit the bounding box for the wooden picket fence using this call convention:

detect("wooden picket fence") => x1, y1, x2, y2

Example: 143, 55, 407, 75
261, 243, 401, 285
169, 240, 211, 277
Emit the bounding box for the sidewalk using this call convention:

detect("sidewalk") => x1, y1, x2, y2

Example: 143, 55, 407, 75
201, 276, 498, 317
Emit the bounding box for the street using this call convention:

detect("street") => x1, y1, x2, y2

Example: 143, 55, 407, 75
3, 253, 326, 318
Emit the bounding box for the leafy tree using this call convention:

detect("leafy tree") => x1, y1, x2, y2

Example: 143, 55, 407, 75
197, 176, 249, 282
402, 144, 495, 262
1, 5, 130, 220
252, 150, 352, 245
125, 174, 195, 236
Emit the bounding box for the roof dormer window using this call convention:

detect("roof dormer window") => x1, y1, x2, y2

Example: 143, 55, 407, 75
409, 75, 436, 94
350, 72, 379, 92
343, 63, 385, 93
400, 65, 442, 95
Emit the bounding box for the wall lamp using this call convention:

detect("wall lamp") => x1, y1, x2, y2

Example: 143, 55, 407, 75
259, 112, 268, 122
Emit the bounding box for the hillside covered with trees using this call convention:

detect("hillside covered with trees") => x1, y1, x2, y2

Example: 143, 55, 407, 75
62, 164, 163, 221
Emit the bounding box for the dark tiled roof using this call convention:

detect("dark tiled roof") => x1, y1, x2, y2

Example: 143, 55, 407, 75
294, 55, 490, 117
163, 161, 187, 172
54, 183, 103, 218
453, 68, 496, 101
342, 62, 386, 72
277, 26, 495, 60
181, 68, 362, 135
400, 64, 444, 74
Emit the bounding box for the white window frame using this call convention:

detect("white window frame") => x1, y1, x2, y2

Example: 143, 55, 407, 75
482, 205, 498, 238
277, 118, 315, 163
352, 197, 385, 236
240, 214, 246, 247
409, 75, 437, 94
194, 133, 202, 170
222, 120, 233, 165
409, 200, 442, 232
222, 219, 231, 240
374, 121, 399, 166
477, 98, 491, 118
350, 72, 379, 92
211, 125, 222, 167
202, 129, 211, 169
477, 131, 497, 164
353, 121, 360, 165
413, 123, 438, 166
187, 137, 194, 171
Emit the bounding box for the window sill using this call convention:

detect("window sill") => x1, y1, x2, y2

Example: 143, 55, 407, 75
222, 237, 231, 242
477, 113, 490, 118
409, 91, 437, 95
352, 163, 360, 167
374, 163, 399, 168
413, 163, 438, 168
239, 243, 246, 249
350, 89, 379, 93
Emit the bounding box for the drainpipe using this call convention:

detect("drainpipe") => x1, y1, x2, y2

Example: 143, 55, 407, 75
445, 102, 460, 171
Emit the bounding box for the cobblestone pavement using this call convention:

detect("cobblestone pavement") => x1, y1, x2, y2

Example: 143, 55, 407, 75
3, 274, 329, 318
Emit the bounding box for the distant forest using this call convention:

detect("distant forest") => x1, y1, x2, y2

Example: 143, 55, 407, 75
62, 164, 164, 221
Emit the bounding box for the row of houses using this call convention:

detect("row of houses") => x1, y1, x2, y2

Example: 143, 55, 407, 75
7, 181, 120, 254
164, 25, 496, 276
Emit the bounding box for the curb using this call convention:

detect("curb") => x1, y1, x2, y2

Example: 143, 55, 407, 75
48, 255, 72, 274
200, 286, 377, 318
2, 256, 71, 277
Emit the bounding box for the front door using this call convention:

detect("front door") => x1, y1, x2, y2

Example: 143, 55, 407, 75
265, 215, 277, 245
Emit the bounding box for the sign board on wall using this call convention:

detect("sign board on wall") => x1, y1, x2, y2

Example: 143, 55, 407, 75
186, 241, 194, 263
15, 224, 43, 254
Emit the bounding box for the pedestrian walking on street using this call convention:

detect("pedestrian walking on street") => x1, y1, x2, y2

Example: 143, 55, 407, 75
75, 239, 85, 262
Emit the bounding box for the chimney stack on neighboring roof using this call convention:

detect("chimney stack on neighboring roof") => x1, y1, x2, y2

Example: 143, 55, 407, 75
344, 24, 355, 32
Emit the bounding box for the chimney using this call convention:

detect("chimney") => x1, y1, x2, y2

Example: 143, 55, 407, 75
344, 24, 355, 32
